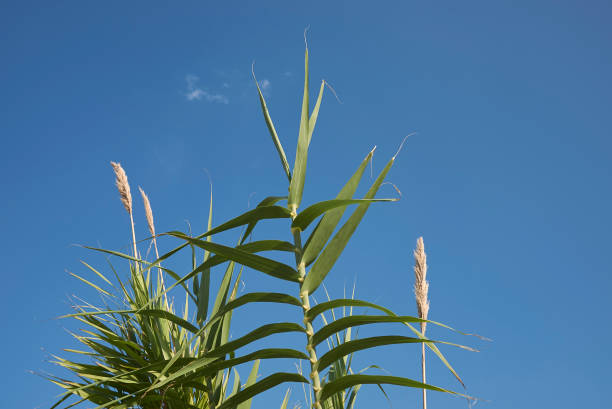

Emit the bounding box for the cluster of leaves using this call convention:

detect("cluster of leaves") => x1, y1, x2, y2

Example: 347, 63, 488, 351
49, 45, 474, 409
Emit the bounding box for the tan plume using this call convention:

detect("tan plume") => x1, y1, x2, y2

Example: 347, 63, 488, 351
110, 161, 137, 259
138, 187, 156, 238
138, 186, 167, 305
414, 236, 430, 332
110, 162, 132, 214
414, 236, 430, 409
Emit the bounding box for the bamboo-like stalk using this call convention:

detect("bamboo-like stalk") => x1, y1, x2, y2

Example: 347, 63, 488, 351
292, 223, 323, 409
110, 162, 138, 260
414, 236, 430, 409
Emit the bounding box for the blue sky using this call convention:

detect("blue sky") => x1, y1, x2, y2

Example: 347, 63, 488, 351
2, 1, 611, 408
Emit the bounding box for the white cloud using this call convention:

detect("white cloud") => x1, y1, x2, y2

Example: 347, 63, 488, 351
260, 79, 271, 91
184, 75, 229, 104
186, 88, 205, 101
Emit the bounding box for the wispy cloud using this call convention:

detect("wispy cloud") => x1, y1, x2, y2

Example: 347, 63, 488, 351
184, 75, 229, 104
260, 79, 271, 91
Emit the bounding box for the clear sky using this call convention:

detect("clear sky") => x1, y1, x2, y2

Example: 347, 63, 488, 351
2, 1, 611, 408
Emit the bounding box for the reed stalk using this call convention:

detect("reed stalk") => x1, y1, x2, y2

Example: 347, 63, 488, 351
292, 224, 323, 409
414, 236, 430, 409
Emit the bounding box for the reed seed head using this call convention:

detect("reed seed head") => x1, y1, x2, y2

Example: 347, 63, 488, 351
414, 236, 430, 333
110, 162, 132, 214
138, 187, 156, 237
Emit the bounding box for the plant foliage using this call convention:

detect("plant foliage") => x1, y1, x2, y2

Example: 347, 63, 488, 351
49, 45, 474, 409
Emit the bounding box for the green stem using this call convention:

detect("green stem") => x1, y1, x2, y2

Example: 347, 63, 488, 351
421, 341, 427, 409
291, 224, 323, 409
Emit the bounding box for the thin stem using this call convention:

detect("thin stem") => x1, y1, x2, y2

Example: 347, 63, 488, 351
421, 341, 427, 409
129, 211, 138, 262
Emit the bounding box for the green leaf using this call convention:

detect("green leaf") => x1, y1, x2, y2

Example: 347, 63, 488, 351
166, 233, 301, 283
255, 196, 288, 207
307, 80, 325, 146
288, 47, 310, 214
306, 298, 396, 321
312, 315, 423, 346
237, 359, 260, 409
152, 350, 306, 395
148, 356, 221, 390
205, 260, 235, 352
241, 196, 288, 244
229, 368, 241, 401
292, 198, 397, 231
253, 68, 292, 183
319, 374, 465, 402
302, 156, 395, 294
217, 373, 309, 409
207, 322, 307, 357
305, 298, 469, 387
192, 240, 297, 277
82, 246, 195, 301
197, 205, 291, 239
135, 309, 199, 334
196, 185, 214, 324
317, 336, 432, 371
221, 292, 302, 314
240, 239, 296, 252
302, 148, 374, 266
79, 260, 113, 286
196, 266, 211, 325
69, 272, 112, 297
185, 350, 307, 387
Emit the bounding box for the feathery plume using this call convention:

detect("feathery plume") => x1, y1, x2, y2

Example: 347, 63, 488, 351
414, 236, 430, 333
138, 187, 156, 238
414, 236, 430, 409
110, 162, 132, 214
110, 161, 137, 259
139, 186, 167, 304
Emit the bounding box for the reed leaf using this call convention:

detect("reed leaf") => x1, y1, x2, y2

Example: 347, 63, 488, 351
288, 47, 310, 214
302, 148, 374, 266
292, 198, 398, 232
302, 156, 395, 295
217, 373, 309, 409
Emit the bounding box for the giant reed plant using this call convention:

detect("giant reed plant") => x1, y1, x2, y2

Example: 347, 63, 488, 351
50, 45, 476, 409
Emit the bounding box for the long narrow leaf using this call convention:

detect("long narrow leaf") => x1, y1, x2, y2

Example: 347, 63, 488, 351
319, 375, 466, 402
305, 298, 468, 386
292, 198, 397, 231
207, 322, 306, 357
241, 196, 287, 244
317, 335, 434, 371
197, 205, 291, 239
217, 373, 309, 409
166, 233, 301, 283
313, 315, 423, 346
253, 69, 292, 182
307, 80, 325, 146
302, 148, 374, 266
237, 359, 260, 409
288, 47, 310, 213
302, 156, 395, 294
